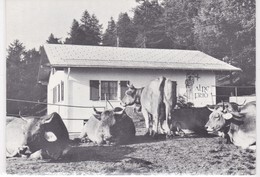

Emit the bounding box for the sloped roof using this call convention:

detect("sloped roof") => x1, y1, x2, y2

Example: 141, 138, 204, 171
43, 44, 241, 71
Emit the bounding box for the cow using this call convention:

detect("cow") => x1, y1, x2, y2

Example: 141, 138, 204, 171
171, 107, 211, 136
205, 101, 256, 149
121, 76, 177, 137
6, 112, 72, 160
79, 107, 136, 145
205, 101, 243, 139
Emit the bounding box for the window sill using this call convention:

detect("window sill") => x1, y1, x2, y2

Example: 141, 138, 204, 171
91, 100, 120, 102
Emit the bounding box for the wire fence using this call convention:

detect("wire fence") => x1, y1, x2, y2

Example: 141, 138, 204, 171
6, 98, 106, 119
6, 98, 114, 134
7, 85, 255, 117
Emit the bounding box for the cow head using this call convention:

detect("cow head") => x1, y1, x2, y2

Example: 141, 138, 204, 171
93, 107, 125, 143
121, 84, 139, 107
205, 102, 243, 133
21, 112, 70, 160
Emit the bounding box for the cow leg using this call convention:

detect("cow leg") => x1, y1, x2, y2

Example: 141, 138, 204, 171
164, 103, 173, 137
142, 109, 152, 136
30, 150, 44, 159
152, 113, 159, 137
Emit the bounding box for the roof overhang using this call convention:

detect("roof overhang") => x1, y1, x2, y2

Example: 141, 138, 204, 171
50, 63, 241, 72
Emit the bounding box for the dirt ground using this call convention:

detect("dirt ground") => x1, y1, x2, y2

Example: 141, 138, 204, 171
6, 109, 256, 175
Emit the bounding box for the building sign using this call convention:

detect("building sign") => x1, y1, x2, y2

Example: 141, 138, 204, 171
194, 84, 209, 99
184, 72, 210, 104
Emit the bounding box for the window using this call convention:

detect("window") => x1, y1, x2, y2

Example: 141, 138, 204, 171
101, 81, 118, 100
90, 80, 99, 100
58, 84, 60, 102
120, 81, 130, 99
53, 81, 64, 103
61, 81, 64, 101
90, 80, 129, 101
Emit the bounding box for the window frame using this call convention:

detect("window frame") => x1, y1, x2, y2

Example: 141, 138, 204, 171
100, 80, 118, 101
90, 80, 129, 101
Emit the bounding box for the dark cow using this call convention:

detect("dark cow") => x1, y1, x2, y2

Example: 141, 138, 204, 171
205, 101, 256, 149
79, 107, 136, 145
171, 107, 211, 136
6, 112, 71, 159
121, 77, 176, 137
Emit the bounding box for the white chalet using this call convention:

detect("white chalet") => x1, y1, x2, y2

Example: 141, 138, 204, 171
38, 44, 240, 133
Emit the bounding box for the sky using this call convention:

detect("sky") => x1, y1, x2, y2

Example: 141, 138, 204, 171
6, 0, 138, 49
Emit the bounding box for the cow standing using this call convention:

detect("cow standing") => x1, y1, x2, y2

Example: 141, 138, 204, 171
205, 101, 256, 149
6, 112, 72, 160
121, 77, 176, 137
79, 107, 136, 145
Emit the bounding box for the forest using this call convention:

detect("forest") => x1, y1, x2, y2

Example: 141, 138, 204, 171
6, 0, 255, 115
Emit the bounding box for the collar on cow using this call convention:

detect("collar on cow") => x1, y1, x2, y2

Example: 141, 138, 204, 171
220, 123, 230, 134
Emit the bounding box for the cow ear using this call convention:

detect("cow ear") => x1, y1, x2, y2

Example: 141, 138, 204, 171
44, 131, 57, 142
222, 113, 233, 120
113, 107, 125, 115
127, 83, 135, 89
93, 114, 101, 121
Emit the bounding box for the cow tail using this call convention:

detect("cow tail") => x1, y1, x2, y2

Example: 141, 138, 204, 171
158, 77, 166, 132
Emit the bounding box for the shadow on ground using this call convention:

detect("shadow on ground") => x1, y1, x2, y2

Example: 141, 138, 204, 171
49, 145, 135, 163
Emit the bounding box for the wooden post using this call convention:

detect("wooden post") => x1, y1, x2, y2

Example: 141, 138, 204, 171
235, 86, 238, 103
105, 93, 107, 109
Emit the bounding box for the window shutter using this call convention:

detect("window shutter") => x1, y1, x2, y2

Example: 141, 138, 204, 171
90, 80, 99, 100
53, 87, 57, 103
120, 81, 129, 99
61, 81, 64, 101
58, 84, 60, 102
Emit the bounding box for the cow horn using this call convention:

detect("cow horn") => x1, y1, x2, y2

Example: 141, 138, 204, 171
93, 107, 102, 115
44, 113, 54, 124
238, 100, 246, 106
19, 111, 28, 122
206, 105, 215, 112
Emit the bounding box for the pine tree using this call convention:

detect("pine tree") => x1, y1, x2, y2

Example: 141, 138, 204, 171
6, 40, 26, 114
46, 33, 62, 44
117, 13, 137, 47
162, 0, 198, 49
64, 19, 85, 45
102, 17, 117, 46
133, 0, 165, 48
193, 0, 255, 84
80, 10, 102, 45
6, 40, 43, 115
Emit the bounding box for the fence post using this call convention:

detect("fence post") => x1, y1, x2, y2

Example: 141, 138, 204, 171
235, 86, 238, 103
105, 93, 107, 109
